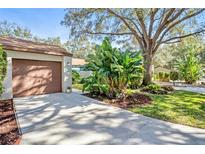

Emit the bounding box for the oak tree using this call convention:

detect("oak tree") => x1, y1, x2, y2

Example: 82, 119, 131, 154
62, 8, 205, 85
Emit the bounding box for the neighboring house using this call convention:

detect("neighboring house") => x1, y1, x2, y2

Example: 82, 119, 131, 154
0, 36, 72, 100
72, 58, 92, 77
72, 58, 87, 71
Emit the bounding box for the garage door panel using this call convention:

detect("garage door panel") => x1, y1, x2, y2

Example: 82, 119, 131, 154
12, 59, 62, 97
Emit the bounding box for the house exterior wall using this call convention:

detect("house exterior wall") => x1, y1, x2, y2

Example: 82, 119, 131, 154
62, 56, 72, 93
0, 50, 72, 100
6, 50, 63, 62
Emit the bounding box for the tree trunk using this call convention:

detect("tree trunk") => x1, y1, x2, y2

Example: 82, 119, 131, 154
142, 53, 153, 85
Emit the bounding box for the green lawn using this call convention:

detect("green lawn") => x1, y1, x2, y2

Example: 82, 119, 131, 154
129, 90, 205, 129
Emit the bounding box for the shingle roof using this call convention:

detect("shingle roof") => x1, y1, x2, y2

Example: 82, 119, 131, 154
72, 58, 87, 66
0, 36, 72, 57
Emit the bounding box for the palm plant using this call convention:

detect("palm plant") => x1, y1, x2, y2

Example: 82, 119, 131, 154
82, 72, 108, 95
83, 37, 143, 99
176, 48, 203, 84
111, 50, 143, 98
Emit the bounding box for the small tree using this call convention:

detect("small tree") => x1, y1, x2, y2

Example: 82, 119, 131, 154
0, 45, 7, 96
176, 49, 203, 84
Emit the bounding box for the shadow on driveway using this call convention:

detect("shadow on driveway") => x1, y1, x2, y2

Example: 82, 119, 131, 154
14, 93, 205, 145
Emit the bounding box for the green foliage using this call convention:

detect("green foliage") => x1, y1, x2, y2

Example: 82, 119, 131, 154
141, 83, 168, 94
164, 73, 170, 81
170, 71, 179, 81
82, 74, 108, 95
176, 48, 203, 84
33, 36, 63, 46
72, 84, 83, 90
158, 72, 163, 81
157, 72, 170, 82
0, 45, 7, 95
154, 36, 205, 70
72, 70, 81, 84
0, 20, 32, 39
145, 83, 161, 91
129, 74, 143, 89
63, 9, 204, 85
0, 20, 63, 46
64, 38, 96, 59
83, 37, 143, 99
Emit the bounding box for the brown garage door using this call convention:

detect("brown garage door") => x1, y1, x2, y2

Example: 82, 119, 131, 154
12, 59, 62, 97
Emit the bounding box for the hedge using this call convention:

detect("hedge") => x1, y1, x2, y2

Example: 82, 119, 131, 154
0, 45, 7, 96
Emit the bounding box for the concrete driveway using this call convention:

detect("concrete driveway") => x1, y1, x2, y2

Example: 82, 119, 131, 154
14, 93, 205, 145
174, 86, 205, 94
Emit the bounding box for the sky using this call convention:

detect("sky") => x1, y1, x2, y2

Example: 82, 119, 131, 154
0, 8, 69, 42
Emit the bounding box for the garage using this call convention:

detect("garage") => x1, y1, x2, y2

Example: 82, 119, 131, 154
12, 59, 62, 97
0, 36, 72, 99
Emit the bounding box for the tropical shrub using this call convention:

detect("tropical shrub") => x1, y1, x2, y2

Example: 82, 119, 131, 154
176, 50, 203, 84
129, 74, 143, 89
72, 83, 83, 90
141, 83, 168, 94
170, 71, 179, 85
157, 72, 170, 82
84, 37, 143, 99
158, 72, 164, 81
170, 71, 179, 81
145, 83, 161, 91
72, 70, 81, 84
164, 73, 170, 81
82, 73, 108, 95
0, 45, 7, 96
154, 74, 159, 81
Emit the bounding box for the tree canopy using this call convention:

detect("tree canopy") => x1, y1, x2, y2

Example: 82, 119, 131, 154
154, 36, 205, 70
62, 8, 205, 85
0, 20, 64, 46
0, 20, 32, 39
64, 37, 96, 58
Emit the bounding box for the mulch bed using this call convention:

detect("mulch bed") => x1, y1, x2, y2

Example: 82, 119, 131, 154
0, 99, 21, 145
83, 93, 152, 109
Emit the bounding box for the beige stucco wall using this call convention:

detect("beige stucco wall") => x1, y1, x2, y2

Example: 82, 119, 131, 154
6, 50, 63, 62
62, 56, 72, 93
0, 50, 72, 100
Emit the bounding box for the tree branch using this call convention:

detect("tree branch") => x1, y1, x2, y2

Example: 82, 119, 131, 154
166, 9, 186, 24
161, 29, 205, 44
165, 9, 204, 32
164, 40, 182, 44
153, 9, 176, 42
153, 9, 205, 52
106, 9, 142, 38
122, 16, 143, 35
148, 8, 159, 37
135, 9, 150, 47
106, 8, 144, 49
85, 30, 134, 36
